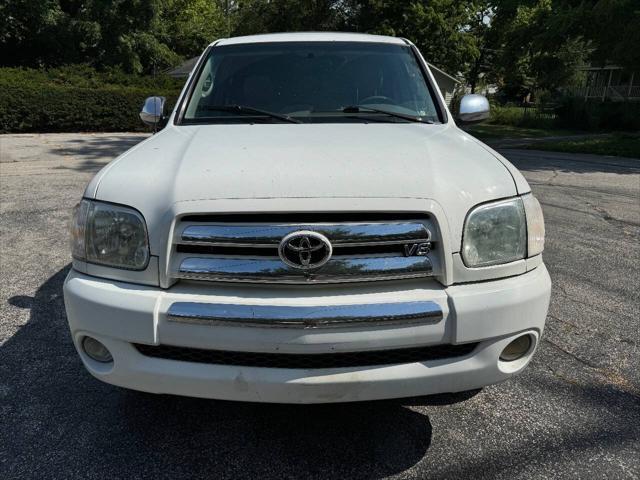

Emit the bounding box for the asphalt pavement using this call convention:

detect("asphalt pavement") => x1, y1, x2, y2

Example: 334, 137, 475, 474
1, 133, 638, 479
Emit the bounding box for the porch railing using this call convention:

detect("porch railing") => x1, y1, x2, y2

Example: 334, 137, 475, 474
566, 85, 640, 100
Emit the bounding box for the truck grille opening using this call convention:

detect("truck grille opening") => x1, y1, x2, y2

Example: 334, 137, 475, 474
170, 213, 440, 284
133, 343, 478, 369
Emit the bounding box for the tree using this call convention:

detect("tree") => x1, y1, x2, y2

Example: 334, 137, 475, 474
0, 0, 76, 67
342, 0, 478, 76
164, 0, 227, 58
0, 0, 227, 73
464, 1, 494, 93
232, 0, 345, 36
488, 0, 592, 101
588, 0, 640, 69
1, 0, 637, 93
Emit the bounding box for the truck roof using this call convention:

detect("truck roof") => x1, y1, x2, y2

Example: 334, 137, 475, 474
212, 32, 408, 47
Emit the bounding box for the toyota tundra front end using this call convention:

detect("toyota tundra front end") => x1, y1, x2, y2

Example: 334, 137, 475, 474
63, 33, 551, 403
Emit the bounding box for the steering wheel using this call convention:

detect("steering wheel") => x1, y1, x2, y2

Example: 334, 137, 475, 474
359, 95, 396, 105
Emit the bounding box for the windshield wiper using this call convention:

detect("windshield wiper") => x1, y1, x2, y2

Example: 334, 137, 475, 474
342, 105, 434, 124
197, 105, 302, 124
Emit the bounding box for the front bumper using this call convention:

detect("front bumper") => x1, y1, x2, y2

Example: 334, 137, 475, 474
63, 265, 551, 403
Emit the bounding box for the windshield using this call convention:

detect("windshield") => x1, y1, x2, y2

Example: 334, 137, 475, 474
181, 42, 442, 124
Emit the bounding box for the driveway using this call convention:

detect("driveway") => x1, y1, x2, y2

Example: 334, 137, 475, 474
1, 133, 638, 479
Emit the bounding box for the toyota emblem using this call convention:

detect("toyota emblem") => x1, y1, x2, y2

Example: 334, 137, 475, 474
278, 231, 333, 269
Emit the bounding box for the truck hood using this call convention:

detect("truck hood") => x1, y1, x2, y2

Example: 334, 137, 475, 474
89, 123, 527, 251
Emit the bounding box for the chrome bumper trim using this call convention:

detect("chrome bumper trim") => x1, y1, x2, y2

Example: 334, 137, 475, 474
176, 255, 433, 283
167, 301, 443, 328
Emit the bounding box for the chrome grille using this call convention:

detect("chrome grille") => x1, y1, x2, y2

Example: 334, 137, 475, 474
170, 216, 438, 284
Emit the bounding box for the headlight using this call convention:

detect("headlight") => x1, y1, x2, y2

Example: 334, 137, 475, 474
462, 194, 545, 268
71, 199, 149, 270
462, 197, 527, 267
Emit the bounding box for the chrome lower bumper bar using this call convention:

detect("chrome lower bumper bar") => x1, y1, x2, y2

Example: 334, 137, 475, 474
167, 301, 443, 329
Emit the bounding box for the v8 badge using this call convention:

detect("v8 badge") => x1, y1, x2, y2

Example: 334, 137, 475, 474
403, 242, 431, 257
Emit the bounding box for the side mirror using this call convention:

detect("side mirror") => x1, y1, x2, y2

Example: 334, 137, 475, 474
140, 96, 166, 128
457, 94, 490, 123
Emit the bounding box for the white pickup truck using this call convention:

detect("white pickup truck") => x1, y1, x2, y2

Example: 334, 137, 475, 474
64, 32, 551, 403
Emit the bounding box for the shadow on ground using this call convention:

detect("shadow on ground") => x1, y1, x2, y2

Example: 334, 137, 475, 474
49, 134, 149, 173
1, 266, 450, 479
3, 268, 639, 479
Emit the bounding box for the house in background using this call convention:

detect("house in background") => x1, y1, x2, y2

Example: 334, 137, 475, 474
426, 63, 461, 107
166, 56, 200, 78
166, 57, 461, 107
570, 65, 640, 101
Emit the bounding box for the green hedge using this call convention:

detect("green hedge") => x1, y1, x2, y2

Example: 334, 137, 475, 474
486, 100, 640, 132
555, 97, 640, 131
488, 104, 557, 129
0, 67, 183, 133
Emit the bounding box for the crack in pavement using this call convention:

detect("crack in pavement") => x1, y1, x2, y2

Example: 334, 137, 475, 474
553, 187, 640, 236
553, 283, 638, 322
546, 313, 636, 350
542, 338, 639, 397
529, 182, 640, 200
584, 199, 640, 231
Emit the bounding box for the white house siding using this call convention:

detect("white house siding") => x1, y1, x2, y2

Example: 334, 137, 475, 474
428, 66, 460, 108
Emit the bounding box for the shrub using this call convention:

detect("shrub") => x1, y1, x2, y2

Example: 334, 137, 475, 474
488, 104, 556, 129
555, 97, 640, 131
0, 67, 183, 133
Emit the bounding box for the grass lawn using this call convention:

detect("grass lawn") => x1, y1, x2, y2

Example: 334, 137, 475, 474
463, 123, 640, 159
524, 133, 640, 159
462, 123, 579, 140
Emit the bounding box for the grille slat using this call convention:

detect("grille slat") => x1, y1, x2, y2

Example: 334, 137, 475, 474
177, 255, 432, 283
180, 222, 430, 245
133, 343, 478, 369
176, 243, 435, 257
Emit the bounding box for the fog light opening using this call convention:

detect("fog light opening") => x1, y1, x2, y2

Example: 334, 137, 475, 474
82, 336, 113, 363
500, 334, 532, 362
